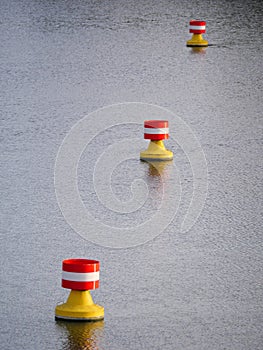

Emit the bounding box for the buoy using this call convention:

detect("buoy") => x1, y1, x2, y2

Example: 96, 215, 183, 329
140, 120, 173, 161
187, 20, 208, 47
55, 259, 104, 321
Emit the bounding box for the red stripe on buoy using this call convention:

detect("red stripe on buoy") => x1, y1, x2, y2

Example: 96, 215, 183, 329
144, 133, 169, 140
144, 120, 168, 129
62, 279, 99, 290
62, 259, 99, 273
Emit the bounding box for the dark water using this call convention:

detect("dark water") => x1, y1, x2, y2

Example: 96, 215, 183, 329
1, 0, 262, 349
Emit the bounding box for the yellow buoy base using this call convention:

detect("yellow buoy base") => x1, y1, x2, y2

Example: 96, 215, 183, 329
187, 34, 208, 47
140, 140, 173, 161
55, 290, 104, 321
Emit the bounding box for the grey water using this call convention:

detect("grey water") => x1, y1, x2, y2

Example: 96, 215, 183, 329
1, 0, 262, 349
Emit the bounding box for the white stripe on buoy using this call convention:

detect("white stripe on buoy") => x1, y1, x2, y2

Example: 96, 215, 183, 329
62, 271, 99, 282
144, 127, 169, 134
189, 25, 206, 30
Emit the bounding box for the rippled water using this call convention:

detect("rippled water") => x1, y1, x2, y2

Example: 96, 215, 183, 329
1, 0, 262, 349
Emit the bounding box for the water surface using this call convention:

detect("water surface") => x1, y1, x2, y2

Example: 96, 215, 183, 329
1, 0, 262, 349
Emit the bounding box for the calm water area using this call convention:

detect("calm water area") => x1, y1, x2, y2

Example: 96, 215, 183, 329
1, 0, 262, 349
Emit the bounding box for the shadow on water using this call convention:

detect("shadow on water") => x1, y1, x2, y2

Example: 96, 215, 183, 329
56, 320, 104, 350
189, 44, 233, 54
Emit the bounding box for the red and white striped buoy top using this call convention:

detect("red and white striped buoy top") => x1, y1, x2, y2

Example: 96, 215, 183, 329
144, 120, 169, 141
189, 20, 206, 34
61, 259, 100, 290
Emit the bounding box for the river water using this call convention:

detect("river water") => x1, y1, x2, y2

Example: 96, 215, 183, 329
1, 0, 262, 349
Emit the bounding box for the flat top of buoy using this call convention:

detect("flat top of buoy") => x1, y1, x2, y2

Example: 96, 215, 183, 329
190, 20, 206, 25
63, 259, 99, 266
63, 259, 100, 273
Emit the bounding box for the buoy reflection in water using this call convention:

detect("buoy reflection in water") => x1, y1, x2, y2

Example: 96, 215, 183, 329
56, 320, 104, 350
